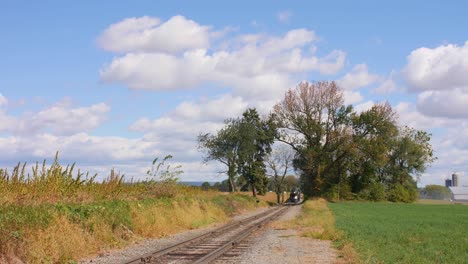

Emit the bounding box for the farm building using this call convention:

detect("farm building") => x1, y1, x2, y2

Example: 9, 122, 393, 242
448, 187, 468, 201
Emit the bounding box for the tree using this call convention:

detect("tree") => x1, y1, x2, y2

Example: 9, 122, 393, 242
215, 180, 230, 192
272, 81, 353, 197
198, 120, 241, 192
349, 103, 398, 195
272, 81, 435, 202
237, 108, 276, 197
383, 127, 435, 202
201, 182, 211, 191
266, 144, 295, 204
283, 175, 300, 191
421, 185, 451, 200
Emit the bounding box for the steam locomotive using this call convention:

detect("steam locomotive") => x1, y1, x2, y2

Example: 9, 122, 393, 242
289, 188, 301, 203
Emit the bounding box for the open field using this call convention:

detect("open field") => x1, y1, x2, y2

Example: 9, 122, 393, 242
329, 202, 468, 264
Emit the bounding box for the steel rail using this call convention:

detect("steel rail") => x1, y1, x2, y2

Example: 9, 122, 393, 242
192, 206, 288, 264
124, 206, 281, 264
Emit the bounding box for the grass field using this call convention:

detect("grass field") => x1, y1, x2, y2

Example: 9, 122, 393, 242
329, 202, 468, 264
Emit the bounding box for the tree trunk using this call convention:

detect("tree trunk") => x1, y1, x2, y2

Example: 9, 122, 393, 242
251, 183, 257, 197
276, 191, 281, 204
227, 164, 236, 192
228, 177, 235, 192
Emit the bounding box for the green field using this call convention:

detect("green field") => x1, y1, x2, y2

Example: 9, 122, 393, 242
328, 202, 468, 264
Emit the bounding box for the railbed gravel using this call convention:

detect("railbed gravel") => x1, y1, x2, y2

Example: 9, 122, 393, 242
79, 207, 270, 264
230, 204, 338, 264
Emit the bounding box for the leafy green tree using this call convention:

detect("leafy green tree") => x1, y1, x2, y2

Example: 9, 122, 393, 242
198, 121, 241, 192
201, 181, 211, 190
350, 103, 398, 194
237, 109, 276, 197
272, 81, 435, 202
422, 185, 451, 200
283, 175, 300, 191
215, 180, 230, 192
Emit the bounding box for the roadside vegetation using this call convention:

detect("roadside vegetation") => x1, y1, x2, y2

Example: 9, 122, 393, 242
329, 202, 468, 264
0, 155, 264, 263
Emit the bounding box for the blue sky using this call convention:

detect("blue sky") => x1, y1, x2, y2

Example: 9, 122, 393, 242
1, 0, 468, 186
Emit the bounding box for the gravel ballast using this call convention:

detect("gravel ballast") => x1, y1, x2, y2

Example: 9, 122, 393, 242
79, 207, 270, 264
80, 204, 338, 264
232, 204, 338, 264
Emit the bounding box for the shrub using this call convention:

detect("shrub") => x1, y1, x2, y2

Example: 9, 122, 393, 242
358, 182, 386, 201
387, 183, 418, 203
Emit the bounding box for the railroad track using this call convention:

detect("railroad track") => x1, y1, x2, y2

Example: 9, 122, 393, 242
125, 206, 289, 264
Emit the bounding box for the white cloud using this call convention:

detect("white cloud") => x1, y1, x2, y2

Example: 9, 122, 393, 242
343, 90, 364, 105
373, 70, 400, 94
172, 94, 248, 122
402, 41, 468, 119
99, 17, 346, 100
127, 93, 269, 174
0, 97, 110, 136
404, 41, 468, 92
98, 15, 211, 53
417, 89, 468, 118
354, 100, 375, 113
28, 99, 110, 135
374, 78, 398, 94
338, 63, 379, 90
277, 10, 292, 23
394, 102, 456, 130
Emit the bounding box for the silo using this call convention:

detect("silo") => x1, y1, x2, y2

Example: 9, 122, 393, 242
452, 173, 459, 187
445, 179, 452, 187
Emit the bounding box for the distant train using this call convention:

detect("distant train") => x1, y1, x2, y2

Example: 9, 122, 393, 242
289, 188, 301, 203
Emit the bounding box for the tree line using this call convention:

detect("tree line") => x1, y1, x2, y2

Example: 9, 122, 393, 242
198, 81, 435, 203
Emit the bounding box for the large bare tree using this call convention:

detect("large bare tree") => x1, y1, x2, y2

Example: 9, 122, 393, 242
266, 144, 295, 204
272, 81, 353, 197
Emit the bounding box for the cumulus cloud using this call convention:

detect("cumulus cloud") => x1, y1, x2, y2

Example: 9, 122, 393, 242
127, 93, 260, 172
99, 16, 346, 99
338, 63, 379, 90
374, 78, 398, 94
373, 70, 400, 94
354, 100, 375, 113
172, 94, 248, 122
404, 41, 468, 92
343, 90, 364, 105
394, 102, 457, 130
98, 15, 211, 53
402, 41, 468, 119
417, 89, 468, 118
0, 97, 110, 136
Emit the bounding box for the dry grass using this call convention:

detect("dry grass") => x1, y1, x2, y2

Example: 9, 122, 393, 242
131, 199, 228, 237
0, 194, 261, 263
0, 156, 265, 263
0, 154, 202, 206
25, 216, 99, 263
